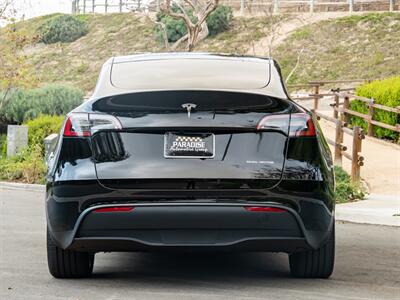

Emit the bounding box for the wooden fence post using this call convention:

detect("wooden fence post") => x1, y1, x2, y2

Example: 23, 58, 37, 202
334, 119, 343, 166
105, 0, 108, 13
367, 98, 375, 137
83, 0, 86, 13
351, 126, 363, 183
92, 0, 95, 13
313, 84, 320, 110
119, 0, 123, 12
342, 95, 350, 124
333, 93, 339, 119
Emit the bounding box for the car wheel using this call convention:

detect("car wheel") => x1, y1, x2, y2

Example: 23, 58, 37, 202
289, 224, 335, 278
47, 228, 94, 278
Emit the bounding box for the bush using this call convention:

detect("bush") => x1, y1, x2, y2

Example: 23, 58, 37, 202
0, 115, 64, 183
334, 166, 367, 203
155, 5, 232, 43
38, 14, 88, 44
0, 134, 6, 159
206, 5, 233, 36
0, 84, 83, 124
0, 145, 46, 183
24, 115, 65, 155
350, 76, 400, 141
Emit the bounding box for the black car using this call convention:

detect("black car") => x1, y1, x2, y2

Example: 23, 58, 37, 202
46, 53, 335, 279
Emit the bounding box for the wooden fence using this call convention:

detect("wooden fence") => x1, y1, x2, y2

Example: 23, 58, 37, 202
290, 79, 400, 183
71, 0, 399, 14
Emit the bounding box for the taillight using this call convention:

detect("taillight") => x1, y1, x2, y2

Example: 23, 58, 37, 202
256, 113, 315, 137
244, 206, 287, 212
289, 113, 316, 137
63, 113, 122, 137
256, 114, 290, 131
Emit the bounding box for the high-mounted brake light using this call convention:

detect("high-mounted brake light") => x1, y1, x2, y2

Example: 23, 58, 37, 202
93, 206, 134, 213
256, 113, 315, 137
244, 206, 287, 212
63, 113, 122, 137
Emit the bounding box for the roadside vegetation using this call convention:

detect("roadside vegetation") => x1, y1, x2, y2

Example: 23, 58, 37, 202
351, 76, 400, 142
0, 115, 64, 183
1, 12, 398, 93
334, 166, 367, 203
275, 13, 400, 84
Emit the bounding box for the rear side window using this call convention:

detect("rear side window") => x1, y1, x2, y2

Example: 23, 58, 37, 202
92, 91, 290, 113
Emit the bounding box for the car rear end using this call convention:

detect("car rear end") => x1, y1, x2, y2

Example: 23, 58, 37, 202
46, 54, 335, 278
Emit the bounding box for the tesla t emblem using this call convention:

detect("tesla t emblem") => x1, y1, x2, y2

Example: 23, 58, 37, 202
181, 103, 197, 118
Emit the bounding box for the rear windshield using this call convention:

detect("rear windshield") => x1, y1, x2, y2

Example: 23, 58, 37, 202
92, 91, 290, 113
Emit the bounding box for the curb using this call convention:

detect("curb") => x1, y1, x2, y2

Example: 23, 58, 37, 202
0, 181, 45, 192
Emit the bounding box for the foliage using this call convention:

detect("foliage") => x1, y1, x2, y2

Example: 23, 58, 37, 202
24, 115, 64, 155
206, 5, 233, 36
155, 5, 232, 43
37, 14, 88, 44
0, 84, 83, 124
0, 145, 46, 183
0, 114, 64, 183
0, 134, 6, 158
351, 76, 400, 141
0, 23, 38, 109
334, 166, 367, 203
275, 13, 400, 84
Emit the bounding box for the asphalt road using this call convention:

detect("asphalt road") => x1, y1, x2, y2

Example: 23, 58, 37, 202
1, 188, 399, 300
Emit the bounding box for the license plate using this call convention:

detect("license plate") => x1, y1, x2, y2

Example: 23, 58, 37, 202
164, 133, 215, 158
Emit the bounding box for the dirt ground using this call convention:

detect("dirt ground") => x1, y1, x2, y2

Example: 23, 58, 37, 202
319, 117, 400, 194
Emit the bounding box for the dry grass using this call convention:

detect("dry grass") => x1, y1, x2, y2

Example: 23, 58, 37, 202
3, 12, 400, 93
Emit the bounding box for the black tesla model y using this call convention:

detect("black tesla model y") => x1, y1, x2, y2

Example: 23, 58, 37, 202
46, 53, 335, 279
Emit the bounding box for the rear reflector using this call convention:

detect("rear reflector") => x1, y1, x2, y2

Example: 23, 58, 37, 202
244, 206, 287, 212
93, 206, 134, 213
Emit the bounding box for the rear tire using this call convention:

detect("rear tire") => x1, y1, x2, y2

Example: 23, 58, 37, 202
289, 224, 335, 278
47, 228, 94, 278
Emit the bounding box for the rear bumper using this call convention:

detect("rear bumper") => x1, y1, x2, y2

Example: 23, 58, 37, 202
48, 203, 333, 253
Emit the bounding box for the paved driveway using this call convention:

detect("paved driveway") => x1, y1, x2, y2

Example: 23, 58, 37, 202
1, 188, 399, 300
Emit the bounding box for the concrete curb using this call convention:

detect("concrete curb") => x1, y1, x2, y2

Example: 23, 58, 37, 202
0, 181, 45, 192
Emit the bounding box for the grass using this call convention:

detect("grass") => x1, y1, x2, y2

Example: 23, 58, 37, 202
2, 12, 400, 92
275, 13, 400, 84
334, 166, 367, 204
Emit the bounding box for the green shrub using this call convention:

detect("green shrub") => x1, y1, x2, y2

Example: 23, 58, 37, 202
351, 76, 400, 141
0, 145, 46, 183
0, 84, 83, 124
38, 14, 88, 44
334, 166, 367, 203
0, 134, 6, 159
155, 5, 232, 43
24, 115, 65, 155
206, 5, 233, 36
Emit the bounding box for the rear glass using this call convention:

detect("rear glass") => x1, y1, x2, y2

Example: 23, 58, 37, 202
110, 58, 270, 90
92, 91, 290, 113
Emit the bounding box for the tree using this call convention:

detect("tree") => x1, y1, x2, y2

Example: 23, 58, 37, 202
160, 0, 219, 51
0, 0, 38, 112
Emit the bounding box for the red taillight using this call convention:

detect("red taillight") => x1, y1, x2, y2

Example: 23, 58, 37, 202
244, 206, 287, 212
93, 206, 134, 213
63, 113, 122, 137
256, 113, 316, 137
63, 115, 91, 137
290, 113, 316, 137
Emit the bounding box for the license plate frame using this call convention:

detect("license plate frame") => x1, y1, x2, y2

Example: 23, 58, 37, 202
164, 132, 215, 159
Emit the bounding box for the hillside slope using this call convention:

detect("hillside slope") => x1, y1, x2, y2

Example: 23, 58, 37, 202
4, 12, 400, 93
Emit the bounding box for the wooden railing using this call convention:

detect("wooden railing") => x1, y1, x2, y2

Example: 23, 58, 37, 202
311, 109, 365, 183
331, 91, 400, 137
290, 79, 400, 183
